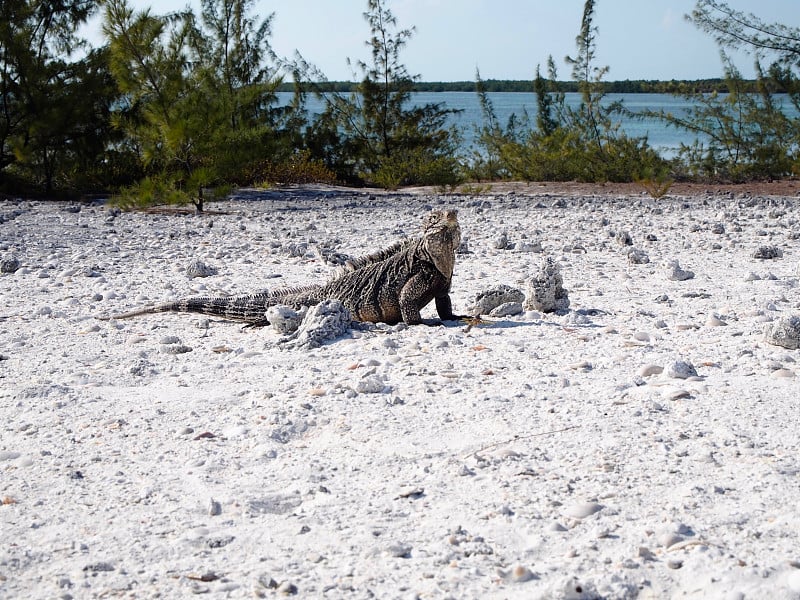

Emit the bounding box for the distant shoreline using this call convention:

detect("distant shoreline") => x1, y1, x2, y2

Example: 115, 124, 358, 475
278, 78, 766, 94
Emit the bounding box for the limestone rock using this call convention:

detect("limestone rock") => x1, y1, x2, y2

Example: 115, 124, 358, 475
524, 256, 569, 313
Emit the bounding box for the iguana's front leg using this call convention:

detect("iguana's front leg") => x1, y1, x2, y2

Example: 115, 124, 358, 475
398, 272, 436, 325
399, 269, 465, 325
398, 295, 424, 325
435, 294, 467, 321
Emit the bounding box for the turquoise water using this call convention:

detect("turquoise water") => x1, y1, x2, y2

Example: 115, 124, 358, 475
430, 91, 700, 153
278, 91, 797, 156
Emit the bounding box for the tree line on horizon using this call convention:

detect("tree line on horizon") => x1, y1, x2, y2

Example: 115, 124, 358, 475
279, 79, 771, 95
2, 0, 800, 206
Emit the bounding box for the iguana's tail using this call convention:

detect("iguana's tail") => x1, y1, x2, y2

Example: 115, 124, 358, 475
101, 294, 274, 323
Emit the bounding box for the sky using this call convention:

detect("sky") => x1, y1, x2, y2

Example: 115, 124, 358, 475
91, 1, 800, 81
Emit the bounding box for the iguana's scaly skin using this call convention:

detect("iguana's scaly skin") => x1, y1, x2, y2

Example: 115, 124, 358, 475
108, 209, 463, 326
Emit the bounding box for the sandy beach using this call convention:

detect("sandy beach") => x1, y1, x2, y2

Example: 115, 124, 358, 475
1, 185, 799, 599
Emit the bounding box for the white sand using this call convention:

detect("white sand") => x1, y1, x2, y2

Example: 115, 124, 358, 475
1, 187, 799, 599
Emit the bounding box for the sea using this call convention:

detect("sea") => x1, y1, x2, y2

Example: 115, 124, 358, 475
278, 91, 799, 158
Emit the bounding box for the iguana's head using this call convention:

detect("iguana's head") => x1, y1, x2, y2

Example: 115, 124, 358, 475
421, 209, 461, 277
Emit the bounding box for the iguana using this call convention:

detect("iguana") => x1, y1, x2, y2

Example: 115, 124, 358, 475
106, 209, 464, 326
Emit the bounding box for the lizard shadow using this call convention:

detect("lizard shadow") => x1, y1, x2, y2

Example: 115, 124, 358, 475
441, 307, 611, 331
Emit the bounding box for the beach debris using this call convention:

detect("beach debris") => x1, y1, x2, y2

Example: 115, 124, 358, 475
247, 493, 303, 516
385, 542, 412, 558
614, 230, 633, 246
82, 562, 114, 573
467, 285, 525, 315
355, 375, 387, 394
256, 575, 297, 595
666, 360, 698, 379
266, 305, 303, 335
764, 315, 800, 350
278, 299, 351, 349
185, 260, 218, 278
160, 336, 192, 354
187, 571, 220, 582
284, 241, 309, 258
626, 247, 650, 264
489, 302, 523, 317
753, 245, 783, 259
524, 256, 569, 313
493, 231, 513, 250
314, 243, 353, 266
1, 256, 20, 273
208, 498, 222, 516
664, 259, 695, 281
516, 240, 543, 253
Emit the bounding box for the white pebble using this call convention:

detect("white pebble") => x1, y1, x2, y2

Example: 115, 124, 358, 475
563, 501, 603, 519
658, 533, 684, 548
639, 364, 663, 377
787, 570, 800, 593
510, 564, 535, 582
771, 368, 795, 379
664, 388, 692, 401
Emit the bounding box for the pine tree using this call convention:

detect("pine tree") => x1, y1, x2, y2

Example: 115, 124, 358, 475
1, 0, 113, 194
311, 0, 461, 188
103, 0, 297, 210
690, 1, 800, 65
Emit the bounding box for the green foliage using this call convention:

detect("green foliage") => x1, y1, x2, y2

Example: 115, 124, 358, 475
304, 0, 463, 188
110, 173, 232, 210
670, 1, 800, 181
473, 1, 668, 184
0, 0, 122, 195
6, 0, 800, 198
690, 1, 800, 64
636, 170, 673, 199
665, 62, 798, 181
256, 150, 338, 187
103, 0, 302, 209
